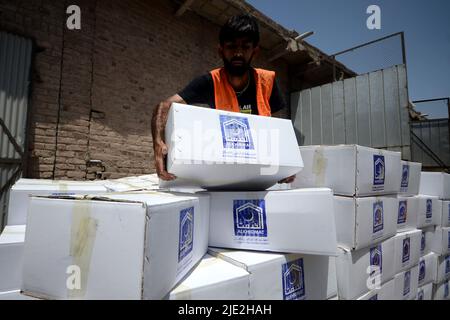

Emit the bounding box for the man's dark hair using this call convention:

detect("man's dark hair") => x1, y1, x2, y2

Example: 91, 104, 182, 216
219, 14, 260, 46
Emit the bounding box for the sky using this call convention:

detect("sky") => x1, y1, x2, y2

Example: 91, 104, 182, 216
247, 0, 450, 118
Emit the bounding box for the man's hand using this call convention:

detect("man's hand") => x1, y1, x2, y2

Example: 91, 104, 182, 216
154, 139, 176, 181
278, 174, 296, 184
151, 94, 185, 181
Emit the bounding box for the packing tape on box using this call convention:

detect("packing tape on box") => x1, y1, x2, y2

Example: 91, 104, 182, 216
312, 147, 327, 186
68, 200, 97, 299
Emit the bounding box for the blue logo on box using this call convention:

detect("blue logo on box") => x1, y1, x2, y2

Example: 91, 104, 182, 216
448, 203, 450, 223
220, 115, 254, 151
426, 199, 432, 220
421, 232, 426, 253
398, 200, 407, 225
404, 270, 411, 297
370, 245, 383, 276
373, 201, 384, 234
282, 258, 305, 300
403, 238, 410, 264
373, 155, 385, 189
445, 256, 450, 275
178, 207, 194, 262
417, 289, 424, 300
419, 260, 426, 282
233, 199, 267, 238
448, 231, 450, 250
401, 164, 409, 189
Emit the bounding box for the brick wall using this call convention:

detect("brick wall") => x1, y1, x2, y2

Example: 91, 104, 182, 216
0, 0, 290, 180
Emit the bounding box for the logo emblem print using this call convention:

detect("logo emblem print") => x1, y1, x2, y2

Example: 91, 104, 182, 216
419, 260, 426, 282
373, 201, 384, 234
220, 115, 254, 150
178, 207, 194, 262
370, 245, 383, 276
426, 199, 432, 220
233, 199, 267, 238
402, 238, 410, 264
421, 232, 426, 252
398, 200, 407, 224
403, 270, 411, 297
401, 164, 409, 189
373, 155, 385, 190
281, 258, 305, 300
445, 256, 450, 275
417, 289, 424, 300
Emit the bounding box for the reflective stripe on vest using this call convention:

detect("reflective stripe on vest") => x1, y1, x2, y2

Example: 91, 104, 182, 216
210, 68, 274, 116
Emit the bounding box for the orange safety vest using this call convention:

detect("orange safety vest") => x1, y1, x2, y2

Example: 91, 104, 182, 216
210, 67, 275, 116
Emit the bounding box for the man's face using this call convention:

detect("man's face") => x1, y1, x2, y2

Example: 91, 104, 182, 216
219, 37, 259, 76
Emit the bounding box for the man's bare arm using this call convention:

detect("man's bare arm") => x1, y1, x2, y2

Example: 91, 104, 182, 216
151, 94, 186, 180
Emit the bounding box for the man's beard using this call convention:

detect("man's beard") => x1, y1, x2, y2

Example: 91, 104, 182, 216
223, 56, 253, 76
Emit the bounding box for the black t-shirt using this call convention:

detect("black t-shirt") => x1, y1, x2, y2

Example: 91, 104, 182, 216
178, 70, 286, 115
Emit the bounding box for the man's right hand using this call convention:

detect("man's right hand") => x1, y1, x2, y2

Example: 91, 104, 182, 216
151, 94, 185, 181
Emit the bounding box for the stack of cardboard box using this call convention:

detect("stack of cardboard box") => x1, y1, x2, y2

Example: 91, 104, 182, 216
165, 104, 338, 300
419, 172, 450, 300
292, 145, 424, 300
2, 104, 340, 300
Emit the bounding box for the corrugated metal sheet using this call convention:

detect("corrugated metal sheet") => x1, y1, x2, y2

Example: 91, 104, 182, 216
291, 64, 411, 159
411, 119, 450, 167
0, 32, 33, 230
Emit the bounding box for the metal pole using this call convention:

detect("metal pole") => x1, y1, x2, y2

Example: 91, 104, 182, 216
400, 32, 407, 65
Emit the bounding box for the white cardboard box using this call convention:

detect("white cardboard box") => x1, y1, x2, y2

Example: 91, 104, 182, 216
420, 172, 450, 200
431, 227, 450, 255
393, 265, 419, 300
434, 254, 450, 284
415, 196, 441, 228
165, 103, 303, 190
397, 196, 418, 232
357, 278, 395, 300
441, 201, 450, 227
208, 247, 336, 300
0, 225, 25, 292
333, 196, 398, 250
335, 238, 395, 300
207, 189, 337, 255
418, 253, 438, 287
420, 226, 435, 257
417, 282, 433, 300
433, 280, 450, 300
22, 191, 209, 300
292, 145, 401, 197
399, 161, 422, 196
393, 230, 421, 274
168, 254, 250, 300
7, 179, 108, 225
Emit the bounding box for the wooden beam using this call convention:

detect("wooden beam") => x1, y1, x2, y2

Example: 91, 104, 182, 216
175, 0, 195, 17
